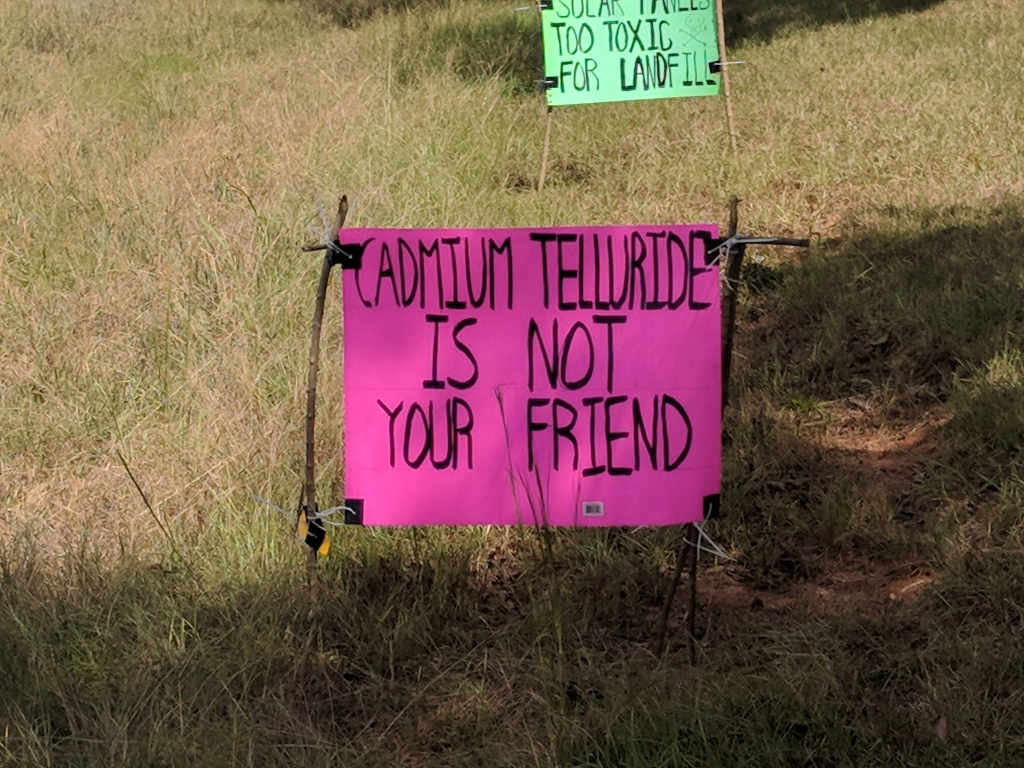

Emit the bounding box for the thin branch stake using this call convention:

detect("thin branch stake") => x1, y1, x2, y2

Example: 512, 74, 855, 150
686, 522, 699, 665
304, 196, 347, 587
715, 0, 739, 153
722, 195, 743, 411
728, 194, 739, 242
654, 196, 741, 659
653, 525, 691, 656
538, 106, 554, 192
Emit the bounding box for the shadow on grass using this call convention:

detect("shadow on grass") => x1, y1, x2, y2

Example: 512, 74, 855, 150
725, 0, 947, 44
396, 11, 541, 95
281, 0, 452, 28
741, 201, 1024, 404
0, 531, 673, 767
722, 201, 1024, 577
2, 521, 1022, 767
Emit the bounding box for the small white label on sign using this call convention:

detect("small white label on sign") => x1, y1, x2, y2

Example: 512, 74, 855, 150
582, 501, 604, 517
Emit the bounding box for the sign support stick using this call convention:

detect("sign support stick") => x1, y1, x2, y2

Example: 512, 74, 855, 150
686, 522, 700, 664
302, 196, 348, 586
538, 105, 554, 192
721, 195, 744, 409
653, 524, 692, 657
654, 196, 739, 659
653, 197, 812, 656
715, 0, 739, 153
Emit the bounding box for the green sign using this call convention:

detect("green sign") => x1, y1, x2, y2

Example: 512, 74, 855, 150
541, 0, 721, 106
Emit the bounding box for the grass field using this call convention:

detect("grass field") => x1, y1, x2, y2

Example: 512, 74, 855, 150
1, 0, 1023, 765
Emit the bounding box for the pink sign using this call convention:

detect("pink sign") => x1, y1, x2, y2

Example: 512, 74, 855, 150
342, 224, 721, 527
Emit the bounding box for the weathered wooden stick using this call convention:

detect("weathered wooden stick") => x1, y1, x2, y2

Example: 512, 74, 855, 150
653, 524, 691, 656
686, 522, 699, 665
715, 0, 738, 153
538, 106, 554, 192
654, 196, 740, 659
304, 196, 348, 586
721, 195, 743, 411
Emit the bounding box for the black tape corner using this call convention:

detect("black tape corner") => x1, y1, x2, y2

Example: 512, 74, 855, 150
702, 493, 721, 520
690, 229, 720, 266
331, 241, 365, 270
303, 511, 328, 551
709, 60, 722, 75
540, 76, 558, 92
539, 0, 553, 9
344, 498, 364, 526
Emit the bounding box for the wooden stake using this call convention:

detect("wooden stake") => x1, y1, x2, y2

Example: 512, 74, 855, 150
653, 195, 741, 660
304, 196, 348, 587
686, 522, 699, 665
727, 193, 739, 241
715, 0, 739, 153
721, 195, 743, 411
653, 524, 691, 657
538, 106, 554, 192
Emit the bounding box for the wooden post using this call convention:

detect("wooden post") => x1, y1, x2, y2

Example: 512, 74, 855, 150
303, 196, 348, 586
686, 522, 699, 665
538, 106, 554, 192
721, 195, 743, 411
715, 0, 739, 153
653, 524, 691, 656
653, 196, 741, 659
